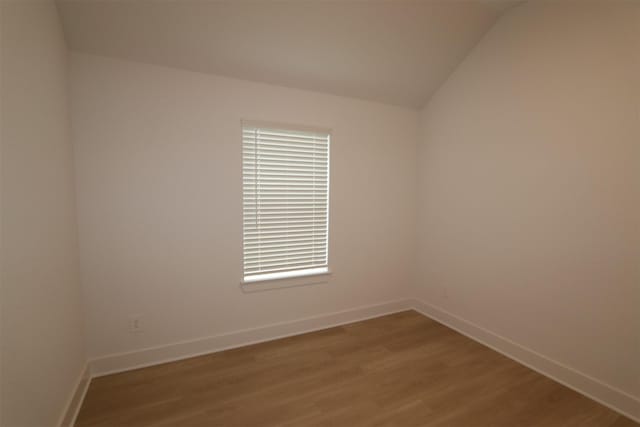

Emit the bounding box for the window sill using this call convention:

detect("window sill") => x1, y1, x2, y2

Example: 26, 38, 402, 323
240, 270, 332, 293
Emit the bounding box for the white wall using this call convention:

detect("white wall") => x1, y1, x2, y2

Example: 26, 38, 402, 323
416, 0, 639, 402
42, 1, 639, 420
0, 1, 87, 425
70, 53, 418, 360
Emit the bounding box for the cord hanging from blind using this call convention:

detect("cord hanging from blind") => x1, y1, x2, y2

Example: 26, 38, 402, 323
242, 123, 330, 282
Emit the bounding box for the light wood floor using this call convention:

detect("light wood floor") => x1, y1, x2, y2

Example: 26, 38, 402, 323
76, 311, 638, 427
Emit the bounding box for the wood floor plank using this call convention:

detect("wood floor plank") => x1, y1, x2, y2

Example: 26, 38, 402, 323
76, 311, 638, 427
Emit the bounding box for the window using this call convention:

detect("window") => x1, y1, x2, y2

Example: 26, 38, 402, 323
242, 122, 330, 283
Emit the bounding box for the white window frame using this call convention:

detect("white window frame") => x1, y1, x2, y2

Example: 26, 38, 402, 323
240, 120, 331, 290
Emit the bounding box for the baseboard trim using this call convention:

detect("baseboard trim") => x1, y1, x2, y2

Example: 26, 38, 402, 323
90, 299, 413, 377
58, 363, 91, 427
87, 297, 639, 422
411, 299, 640, 422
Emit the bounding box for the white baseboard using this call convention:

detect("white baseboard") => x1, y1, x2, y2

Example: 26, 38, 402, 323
86, 297, 639, 423
58, 363, 91, 427
411, 299, 640, 422
90, 299, 413, 377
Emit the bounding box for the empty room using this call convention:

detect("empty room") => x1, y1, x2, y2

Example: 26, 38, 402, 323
1, 0, 639, 426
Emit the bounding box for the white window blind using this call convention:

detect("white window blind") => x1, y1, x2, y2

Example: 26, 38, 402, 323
242, 122, 330, 282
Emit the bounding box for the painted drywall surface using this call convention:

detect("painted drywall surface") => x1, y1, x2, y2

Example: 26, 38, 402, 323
70, 53, 419, 359
58, 1, 505, 108
416, 1, 639, 398
0, 1, 87, 425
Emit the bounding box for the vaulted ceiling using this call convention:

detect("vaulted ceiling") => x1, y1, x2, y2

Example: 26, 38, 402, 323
57, 1, 521, 109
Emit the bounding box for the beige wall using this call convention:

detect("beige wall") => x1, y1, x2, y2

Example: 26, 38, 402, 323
70, 53, 418, 359
416, 0, 639, 399
3, 1, 635, 421
0, 1, 87, 426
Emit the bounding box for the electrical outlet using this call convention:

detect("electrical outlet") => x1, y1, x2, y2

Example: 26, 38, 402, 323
128, 315, 143, 333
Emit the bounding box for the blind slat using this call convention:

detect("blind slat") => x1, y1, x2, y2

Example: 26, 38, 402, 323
244, 234, 327, 244
244, 263, 328, 275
